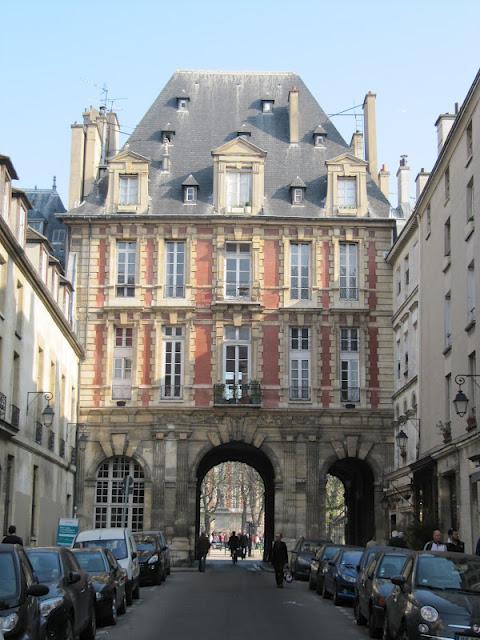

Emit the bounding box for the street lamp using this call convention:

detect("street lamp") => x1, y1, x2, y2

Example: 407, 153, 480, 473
26, 392, 54, 427
396, 429, 408, 459
453, 375, 480, 417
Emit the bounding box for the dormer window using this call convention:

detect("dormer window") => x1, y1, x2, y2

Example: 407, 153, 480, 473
237, 130, 251, 138
161, 129, 175, 144
325, 152, 368, 217
337, 177, 357, 208
293, 188, 304, 204
261, 99, 274, 113
226, 169, 252, 211
182, 174, 199, 204
313, 124, 327, 147
119, 174, 138, 205
289, 177, 306, 205
177, 97, 189, 111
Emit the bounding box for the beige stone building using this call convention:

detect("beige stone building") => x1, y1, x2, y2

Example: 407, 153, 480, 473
62, 71, 395, 560
386, 69, 480, 552
0, 154, 83, 545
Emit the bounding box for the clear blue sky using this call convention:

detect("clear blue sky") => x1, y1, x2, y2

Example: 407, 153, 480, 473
1, 0, 478, 208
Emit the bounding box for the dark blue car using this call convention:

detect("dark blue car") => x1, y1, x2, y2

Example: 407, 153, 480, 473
322, 546, 363, 605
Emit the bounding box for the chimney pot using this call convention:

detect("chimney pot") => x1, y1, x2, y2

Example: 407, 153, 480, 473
363, 91, 378, 184
435, 113, 456, 153
396, 155, 410, 211
415, 168, 430, 199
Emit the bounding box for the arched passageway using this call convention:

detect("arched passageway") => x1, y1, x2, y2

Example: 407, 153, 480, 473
327, 457, 374, 546
196, 442, 275, 561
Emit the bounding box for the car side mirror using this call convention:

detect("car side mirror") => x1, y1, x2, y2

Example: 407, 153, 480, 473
69, 572, 81, 585
28, 584, 49, 597
391, 575, 406, 589
131, 552, 137, 560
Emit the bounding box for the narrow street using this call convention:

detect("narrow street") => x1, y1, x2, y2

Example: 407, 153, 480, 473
101, 556, 368, 640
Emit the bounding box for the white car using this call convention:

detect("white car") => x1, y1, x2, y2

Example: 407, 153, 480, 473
73, 528, 140, 605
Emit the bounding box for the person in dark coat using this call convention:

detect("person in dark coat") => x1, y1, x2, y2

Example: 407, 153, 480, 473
2, 525, 23, 545
228, 531, 240, 558
271, 533, 289, 588
446, 529, 465, 553
197, 531, 211, 572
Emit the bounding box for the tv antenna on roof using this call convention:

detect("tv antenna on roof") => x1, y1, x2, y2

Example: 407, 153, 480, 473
98, 83, 127, 112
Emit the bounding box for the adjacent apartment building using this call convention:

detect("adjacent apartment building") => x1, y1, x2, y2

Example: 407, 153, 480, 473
62, 71, 395, 559
0, 154, 83, 545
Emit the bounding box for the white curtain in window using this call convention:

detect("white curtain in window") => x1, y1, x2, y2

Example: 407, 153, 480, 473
226, 172, 251, 208
337, 177, 357, 207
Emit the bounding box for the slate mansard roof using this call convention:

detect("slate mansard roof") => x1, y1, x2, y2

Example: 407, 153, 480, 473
73, 70, 390, 218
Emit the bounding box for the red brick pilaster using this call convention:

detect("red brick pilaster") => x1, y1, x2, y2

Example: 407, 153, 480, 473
194, 324, 212, 406
144, 238, 154, 307
195, 240, 213, 307
263, 239, 280, 308
321, 241, 330, 309
262, 325, 279, 407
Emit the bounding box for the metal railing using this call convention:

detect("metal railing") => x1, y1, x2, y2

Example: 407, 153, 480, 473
160, 385, 183, 400
35, 422, 43, 445
11, 405, 20, 429
289, 386, 311, 401
213, 382, 262, 406
47, 431, 55, 452
341, 387, 360, 403
0, 392, 6, 420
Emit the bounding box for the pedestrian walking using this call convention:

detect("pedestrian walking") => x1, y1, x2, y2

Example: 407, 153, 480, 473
239, 532, 248, 559
197, 531, 211, 572
446, 528, 465, 553
2, 525, 23, 545
424, 529, 447, 551
271, 533, 289, 588
228, 531, 240, 563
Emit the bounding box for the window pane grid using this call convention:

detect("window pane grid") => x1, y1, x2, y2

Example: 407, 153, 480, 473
290, 243, 310, 300
94, 457, 145, 531
165, 241, 185, 298
340, 243, 358, 300
119, 175, 138, 205
337, 177, 357, 207
116, 241, 136, 297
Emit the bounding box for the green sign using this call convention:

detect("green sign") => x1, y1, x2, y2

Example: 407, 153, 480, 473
56, 518, 79, 547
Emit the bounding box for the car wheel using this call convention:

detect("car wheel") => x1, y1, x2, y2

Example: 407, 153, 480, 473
382, 615, 392, 640
126, 583, 133, 606
80, 606, 96, 640
333, 584, 342, 606
322, 580, 331, 599
354, 598, 367, 625
64, 617, 75, 640
133, 582, 140, 600
105, 593, 118, 626
118, 590, 127, 615
368, 608, 381, 638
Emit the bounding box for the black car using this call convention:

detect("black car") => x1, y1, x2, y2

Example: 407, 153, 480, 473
308, 544, 342, 592
290, 537, 328, 580
134, 531, 169, 585
72, 547, 127, 625
27, 547, 96, 640
0, 544, 49, 640
323, 546, 363, 604
354, 547, 412, 637
384, 551, 480, 640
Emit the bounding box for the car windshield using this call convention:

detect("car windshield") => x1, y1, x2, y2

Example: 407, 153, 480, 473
27, 551, 62, 583
0, 554, 19, 605
341, 551, 363, 566
80, 540, 128, 561
74, 552, 107, 574
377, 555, 408, 578
323, 546, 341, 561
416, 556, 480, 592
301, 541, 322, 554
135, 542, 156, 552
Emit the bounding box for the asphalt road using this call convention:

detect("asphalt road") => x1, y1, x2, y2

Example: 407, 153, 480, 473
97, 557, 371, 640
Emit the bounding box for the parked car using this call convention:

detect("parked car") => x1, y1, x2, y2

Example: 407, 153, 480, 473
26, 546, 96, 640
322, 546, 363, 604
290, 537, 329, 580
384, 551, 480, 640
72, 547, 127, 625
133, 532, 169, 585
0, 543, 49, 640
74, 528, 140, 605
308, 543, 342, 592
354, 547, 412, 637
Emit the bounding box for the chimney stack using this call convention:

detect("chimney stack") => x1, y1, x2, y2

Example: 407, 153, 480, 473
415, 167, 430, 199
288, 87, 299, 144
350, 131, 363, 159
435, 112, 455, 153
396, 155, 410, 210
378, 164, 390, 199
363, 91, 378, 184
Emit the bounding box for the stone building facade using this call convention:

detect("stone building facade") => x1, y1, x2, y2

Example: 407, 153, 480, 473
0, 154, 82, 545
62, 71, 394, 559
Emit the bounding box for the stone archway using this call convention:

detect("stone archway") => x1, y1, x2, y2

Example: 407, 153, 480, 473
195, 441, 275, 561
327, 457, 375, 546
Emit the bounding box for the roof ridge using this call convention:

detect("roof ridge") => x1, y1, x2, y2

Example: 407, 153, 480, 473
175, 69, 297, 76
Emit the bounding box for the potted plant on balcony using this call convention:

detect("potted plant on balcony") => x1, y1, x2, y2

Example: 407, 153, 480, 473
250, 381, 261, 405
244, 201, 252, 213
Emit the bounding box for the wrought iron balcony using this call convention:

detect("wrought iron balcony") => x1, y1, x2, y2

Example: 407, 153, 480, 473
160, 385, 183, 400
0, 392, 6, 420
213, 382, 262, 406
35, 422, 43, 445
341, 387, 360, 403
289, 386, 311, 401
11, 405, 20, 429
47, 430, 55, 452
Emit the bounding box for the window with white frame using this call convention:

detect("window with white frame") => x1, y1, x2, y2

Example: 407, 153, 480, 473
223, 326, 250, 399
467, 261, 476, 323
289, 327, 310, 400
339, 242, 358, 300
225, 170, 252, 209
225, 243, 251, 299
292, 188, 304, 204
467, 178, 474, 222
162, 326, 183, 399
184, 186, 197, 203
112, 328, 133, 400
165, 241, 185, 298
467, 121, 473, 159
116, 241, 136, 297
444, 293, 452, 348
262, 100, 274, 113
337, 177, 357, 207
95, 457, 144, 531
119, 175, 139, 205
340, 327, 359, 402
444, 218, 451, 257
290, 243, 310, 300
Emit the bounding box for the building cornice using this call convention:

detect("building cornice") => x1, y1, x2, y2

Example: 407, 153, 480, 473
386, 212, 419, 263
392, 286, 419, 324
0, 218, 84, 358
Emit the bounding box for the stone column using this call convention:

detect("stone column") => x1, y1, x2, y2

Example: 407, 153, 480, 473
151, 433, 166, 528
282, 435, 296, 540
174, 434, 190, 537
75, 432, 88, 509
306, 437, 320, 538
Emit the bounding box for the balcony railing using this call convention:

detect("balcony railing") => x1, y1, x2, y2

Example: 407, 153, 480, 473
0, 392, 6, 420
341, 387, 360, 403
35, 422, 43, 445
213, 382, 262, 406
160, 385, 183, 400
11, 405, 20, 429
47, 431, 55, 452
289, 386, 311, 401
